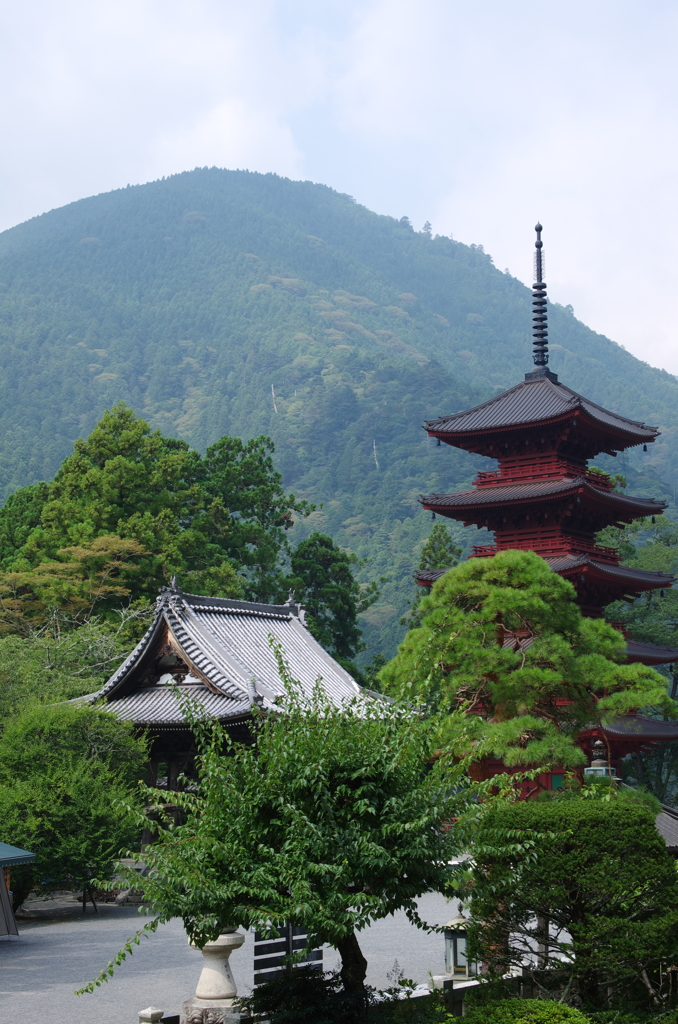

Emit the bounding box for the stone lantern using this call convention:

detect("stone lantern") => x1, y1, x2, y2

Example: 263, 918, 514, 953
584, 739, 617, 779
180, 928, 246, 1024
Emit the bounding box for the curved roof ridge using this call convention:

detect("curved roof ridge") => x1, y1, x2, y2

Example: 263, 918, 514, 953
178, 589, 300, 619
421, 477, 667, 511
424, 375, 658, 441
97, 611, 166, 698
424, 378, 544, 428
556, 380, 654, 432
164, 599, 254, 700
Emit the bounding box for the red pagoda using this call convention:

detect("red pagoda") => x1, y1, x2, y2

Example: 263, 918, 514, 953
417, 224, 678, 776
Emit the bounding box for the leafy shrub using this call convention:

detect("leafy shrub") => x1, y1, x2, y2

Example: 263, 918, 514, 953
588, 1014, 678, 1024
463, 999, 590, 1024
237, 965, 449, 1023
237, 966, 354, 1024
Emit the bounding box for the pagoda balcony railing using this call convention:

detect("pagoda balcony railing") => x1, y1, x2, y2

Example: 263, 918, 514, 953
473, 466, 614, 489
471, 544, 498, 558
570, 542, 620, 563
472, 540, 619, 563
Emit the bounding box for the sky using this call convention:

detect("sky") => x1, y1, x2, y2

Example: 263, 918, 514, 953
2, 0, 678, 372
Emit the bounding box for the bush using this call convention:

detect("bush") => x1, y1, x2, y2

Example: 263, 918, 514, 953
237, 965, 449, 1023
464, 1000, 590, 1024
468, 801, 678, 1007
0, 701, 146, 909
588, 1014, 678, 1024
238, 967, 352, 1024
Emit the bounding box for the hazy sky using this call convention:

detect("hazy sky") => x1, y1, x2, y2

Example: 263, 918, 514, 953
2, 1, 678, 372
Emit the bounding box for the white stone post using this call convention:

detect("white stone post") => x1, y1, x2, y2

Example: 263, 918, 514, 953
180, 928, 246, 1024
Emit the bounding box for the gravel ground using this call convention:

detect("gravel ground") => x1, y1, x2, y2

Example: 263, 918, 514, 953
0, 892, 457, 1024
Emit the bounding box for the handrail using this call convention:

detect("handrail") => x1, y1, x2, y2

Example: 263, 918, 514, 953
472, 466, 614, 490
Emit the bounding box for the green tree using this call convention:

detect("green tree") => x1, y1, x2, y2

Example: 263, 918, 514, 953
467, 794, 678, 1008
0, 611, 148, 718
380, 550, 673, 773
287, 532, 379, 668
401, 523, 461, 629
0, 702, 147, 910
597, 516, 678, 803
89, 652, 500, 1002
203, 435, 312, 602
0, 405, 311, 611
0, 535, 147, 633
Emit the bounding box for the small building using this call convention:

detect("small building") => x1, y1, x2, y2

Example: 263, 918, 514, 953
91, 583, 362, 785
0, 842, 34, 937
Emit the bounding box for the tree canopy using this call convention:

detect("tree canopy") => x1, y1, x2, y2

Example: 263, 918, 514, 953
0, 404, 313, 623
88, 657, 500, 1001
402, 522, 461, 629
288, 531, 379, 670
0, 702, 147, 910
380, 549, 674, 771
467, 792, 678, 1008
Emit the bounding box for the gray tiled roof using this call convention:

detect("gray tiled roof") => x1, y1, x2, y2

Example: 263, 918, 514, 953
421, 477, 666, 515
656, 806, 678, 852
626, 639, 678, 663
97, 587, 361, 727
108, 683, 250, 727
414, 567, 453, 585
425, 376, 657, 441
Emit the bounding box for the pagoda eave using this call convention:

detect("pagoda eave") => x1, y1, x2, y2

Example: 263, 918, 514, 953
420, 478, 666, 522
544, 553, 674, 593
424, 376, 658, 455
626, 639, 678, 665
580, 716, 678, 756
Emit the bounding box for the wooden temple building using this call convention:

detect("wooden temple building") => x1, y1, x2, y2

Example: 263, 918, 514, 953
416, 223, 678, 782
91, 586, 361, 786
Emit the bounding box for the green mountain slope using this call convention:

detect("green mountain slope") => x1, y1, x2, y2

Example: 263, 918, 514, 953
0, 167, 676, 659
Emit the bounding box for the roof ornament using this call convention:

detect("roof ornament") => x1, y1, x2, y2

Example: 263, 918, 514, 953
158, 575, 183, 602
533, 223, 548, 365
248, 677, 265, 708
525, 223, 558, 383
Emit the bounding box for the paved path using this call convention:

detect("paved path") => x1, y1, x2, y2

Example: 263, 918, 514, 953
0, 893, 456, 1023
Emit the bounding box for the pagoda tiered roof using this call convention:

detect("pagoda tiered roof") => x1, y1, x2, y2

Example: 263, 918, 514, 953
422, 476, 665, 521
415, 557, 674, 594
425, 374, 658, 453
580, 714, 678, 749
413, 222, 678, 773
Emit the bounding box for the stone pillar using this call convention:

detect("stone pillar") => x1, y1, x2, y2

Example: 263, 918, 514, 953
180, 928, 245, 1024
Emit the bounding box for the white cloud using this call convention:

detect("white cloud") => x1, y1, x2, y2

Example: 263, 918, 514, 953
3, 0, 678, 372
151, 98, 302, 178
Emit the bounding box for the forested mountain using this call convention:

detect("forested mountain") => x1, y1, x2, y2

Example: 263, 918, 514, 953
0, 167, 676, 660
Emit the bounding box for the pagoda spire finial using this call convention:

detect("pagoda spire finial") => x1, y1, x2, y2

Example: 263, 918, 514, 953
525, 223, 558, 382
532, 222, 548, 365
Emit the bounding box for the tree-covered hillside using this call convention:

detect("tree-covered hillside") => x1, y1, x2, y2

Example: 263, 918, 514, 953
0, 167, 676, 659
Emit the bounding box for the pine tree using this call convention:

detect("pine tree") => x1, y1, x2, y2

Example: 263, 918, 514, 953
401, 523, 461, 629
383, 549, 673, 773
